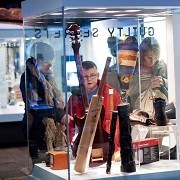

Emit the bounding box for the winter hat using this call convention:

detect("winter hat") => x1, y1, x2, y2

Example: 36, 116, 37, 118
118, 36, 138, 68
30, 42, 55, 61
118, 36, 138, 51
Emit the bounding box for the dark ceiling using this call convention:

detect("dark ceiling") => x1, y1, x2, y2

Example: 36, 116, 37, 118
0, 0, 24, 9
0, 0, 25, 23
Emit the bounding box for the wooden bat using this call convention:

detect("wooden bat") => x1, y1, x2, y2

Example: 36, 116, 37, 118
74, 57, 111, 173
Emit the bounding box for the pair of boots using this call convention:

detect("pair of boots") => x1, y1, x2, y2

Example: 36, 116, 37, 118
153, 97, 169, 126
154, 98, 177, 160
154, 98, 177, 124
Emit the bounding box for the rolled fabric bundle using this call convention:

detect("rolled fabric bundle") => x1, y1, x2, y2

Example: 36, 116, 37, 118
118, 36, 138, 90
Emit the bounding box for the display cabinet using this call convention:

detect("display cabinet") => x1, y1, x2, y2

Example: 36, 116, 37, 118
0, 24, 24, 118
0, 23, 25, 143
21, 0, 180, 179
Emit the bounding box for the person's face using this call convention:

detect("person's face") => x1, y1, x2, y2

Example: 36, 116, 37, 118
142, 51, 156, 68
38, 60, 52, 74
82, 67, 99, 93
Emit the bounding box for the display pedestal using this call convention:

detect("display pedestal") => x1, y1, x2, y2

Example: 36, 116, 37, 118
0, 104, 24, 122
0, 104, 26, 143
29, 160, 180, 180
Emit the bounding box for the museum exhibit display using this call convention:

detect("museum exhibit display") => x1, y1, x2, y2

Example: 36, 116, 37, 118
0, 22, 25, 143
20, 0, 180, 179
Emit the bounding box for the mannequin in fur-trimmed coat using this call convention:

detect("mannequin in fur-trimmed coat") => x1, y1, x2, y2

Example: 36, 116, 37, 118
20, 57, 73, 152
20, 42, 72, 158
20, 42, 73, 156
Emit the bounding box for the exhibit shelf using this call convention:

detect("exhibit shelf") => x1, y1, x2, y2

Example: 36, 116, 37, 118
29, 160, 180, 180
0, 104, 24, 123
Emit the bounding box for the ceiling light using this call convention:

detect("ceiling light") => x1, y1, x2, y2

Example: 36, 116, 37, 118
104, 11, 120, 13
66, 21, 75, 24
124, 10, 141, 12
96, 8, 107, 10
153, 12, 172, 16
50, 12, 62, 16
84, 10, 103, 13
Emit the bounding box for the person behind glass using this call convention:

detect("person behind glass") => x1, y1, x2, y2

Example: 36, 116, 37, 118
128, 37, 168, 111
67, 60, 121, 161
20, 42, 73, 161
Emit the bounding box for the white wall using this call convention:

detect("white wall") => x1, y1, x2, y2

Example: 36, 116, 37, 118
166, 16, 175, 103
173, 13, 180, 161
0, 47, 8, 108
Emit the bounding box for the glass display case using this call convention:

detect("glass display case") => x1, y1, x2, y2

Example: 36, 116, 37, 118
22, 0, 180, 179
0, 23, 24, 115
0, 23, 25, 143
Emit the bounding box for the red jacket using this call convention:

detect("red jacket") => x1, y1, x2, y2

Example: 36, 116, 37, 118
67, 80, 121, 151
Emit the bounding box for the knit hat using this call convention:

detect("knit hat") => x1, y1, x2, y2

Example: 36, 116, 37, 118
118, 36, 139, 68
118, 36, 138, 51
30, 42, 55, 61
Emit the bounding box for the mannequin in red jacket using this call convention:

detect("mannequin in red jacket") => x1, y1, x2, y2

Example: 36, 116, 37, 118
67, 60, 121, 161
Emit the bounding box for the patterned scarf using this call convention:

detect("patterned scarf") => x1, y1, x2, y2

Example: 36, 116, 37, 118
27, 58, 66, 151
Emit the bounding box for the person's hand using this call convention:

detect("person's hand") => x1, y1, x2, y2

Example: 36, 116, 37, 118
151, 76, 163, 89
61, 114, 74, 125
